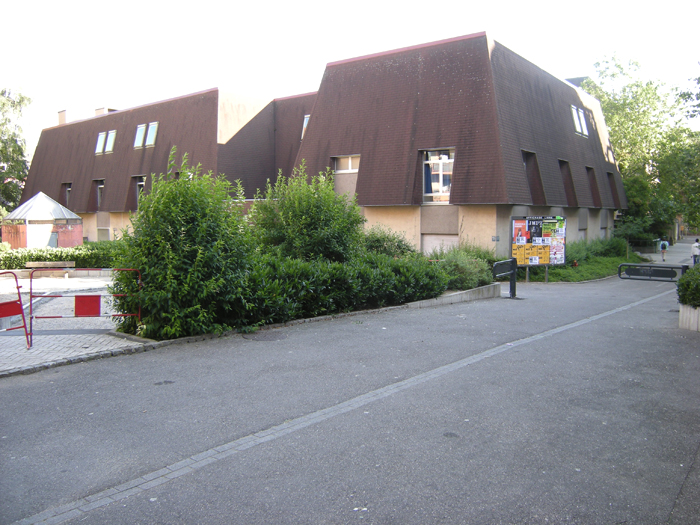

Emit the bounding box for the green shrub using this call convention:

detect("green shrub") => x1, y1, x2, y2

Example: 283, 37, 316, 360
111, 149, 251, 340
239, 252, 448, 328
0, 241, 121, 269
439, 250, 493, 290
363, 225, 417, 257
677, 266, 700, 308
587, 237, 627, 257
426, 241, 495, 290
564, 239, 589, 266
249, 161, 366, 262
0, 242, 11, 253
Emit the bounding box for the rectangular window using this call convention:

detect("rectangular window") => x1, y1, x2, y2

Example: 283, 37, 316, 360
60, 182, 72, 207
558, 160, 578, 207
145, 122, 158, 146
95, 132, 106, 154
334, 155, 360, 173
96, 180, 105, 209
301, 115, 310, 140
522, 151, 546, 206
586, 167, 602, 207
607, 172, 621, 208
134, 122, 159, 148
95, 130, 117, 154
104, 130, 116, 153
127, 175, 146, 211
134, 124, 146, 148
423, 149, 454, 203
571, 105, 588, 137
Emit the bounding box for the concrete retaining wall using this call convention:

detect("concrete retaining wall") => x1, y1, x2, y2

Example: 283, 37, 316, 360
408, 283, 502, 309
679, 304, 700, 331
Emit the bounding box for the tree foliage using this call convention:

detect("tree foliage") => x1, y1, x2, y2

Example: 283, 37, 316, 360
580, 58, 682, 180
581, 58, 700, 233
0, 89, 31, 211
111, 148, 251, 340
680, 74, 700, 120
249, 161, 366, 262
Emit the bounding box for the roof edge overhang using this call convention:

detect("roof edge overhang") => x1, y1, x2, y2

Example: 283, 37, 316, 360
326, 32, 487, 68
45, 88, 220, 131
274, 92, 318, 102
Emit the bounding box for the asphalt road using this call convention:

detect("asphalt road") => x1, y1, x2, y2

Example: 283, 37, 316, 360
1, 276, 699, 524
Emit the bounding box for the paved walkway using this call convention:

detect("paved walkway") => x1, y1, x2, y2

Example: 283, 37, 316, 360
2, 268, 698, 524
0, 238, 694, 378
0, 275, 150, 377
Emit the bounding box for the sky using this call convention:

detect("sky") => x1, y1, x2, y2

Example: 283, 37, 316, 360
5, 0, 700, 162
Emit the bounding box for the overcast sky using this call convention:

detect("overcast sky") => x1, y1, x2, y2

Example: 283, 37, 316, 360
5, 0, 700, 162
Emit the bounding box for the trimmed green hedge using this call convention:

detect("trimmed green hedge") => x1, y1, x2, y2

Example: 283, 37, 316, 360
0, 241, 121, 270
677, 266, 700, 308
236, 252, 449, 329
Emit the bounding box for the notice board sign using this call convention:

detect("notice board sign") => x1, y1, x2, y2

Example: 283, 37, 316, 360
511, 216, 566, 266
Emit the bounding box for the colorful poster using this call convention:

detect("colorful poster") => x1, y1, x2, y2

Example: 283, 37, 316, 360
510, 216, 566, 266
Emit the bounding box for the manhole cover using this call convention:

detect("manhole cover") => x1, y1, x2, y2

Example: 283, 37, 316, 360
242, 331, 288, 341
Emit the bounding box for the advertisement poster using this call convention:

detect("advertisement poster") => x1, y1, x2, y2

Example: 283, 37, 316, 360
511, 216, 566, 266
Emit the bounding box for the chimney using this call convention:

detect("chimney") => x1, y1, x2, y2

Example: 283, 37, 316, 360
95, 107, 118, 116
58, 110, 67, 125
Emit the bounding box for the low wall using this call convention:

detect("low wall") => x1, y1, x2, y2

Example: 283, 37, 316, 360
679, 304, 699, 331
408, 283, 502, 309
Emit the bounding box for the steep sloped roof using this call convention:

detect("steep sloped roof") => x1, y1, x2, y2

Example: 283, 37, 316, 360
3, 192, 81, 221
22, 89, 219, 213
295, 32, 625, 208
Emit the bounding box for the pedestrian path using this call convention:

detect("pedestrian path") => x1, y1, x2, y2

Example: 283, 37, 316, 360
644, 236, 696, 266
0, 274, 150, 377
1, 238, 695, 379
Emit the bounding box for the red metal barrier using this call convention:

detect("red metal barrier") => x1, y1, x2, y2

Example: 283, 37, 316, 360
28, 268, 141, 347
0, 271, 30, 349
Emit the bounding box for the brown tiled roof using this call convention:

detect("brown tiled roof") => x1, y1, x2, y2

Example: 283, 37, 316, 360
22, 89, 219, 213
296, 33, 625, 209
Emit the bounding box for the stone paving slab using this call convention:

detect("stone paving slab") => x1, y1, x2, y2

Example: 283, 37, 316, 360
0, 276, 150, 377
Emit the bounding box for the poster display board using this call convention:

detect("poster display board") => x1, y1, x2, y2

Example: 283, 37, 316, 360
511, 216, 566, 266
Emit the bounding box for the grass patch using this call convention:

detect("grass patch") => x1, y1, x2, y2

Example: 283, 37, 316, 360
520, 253, 648, 282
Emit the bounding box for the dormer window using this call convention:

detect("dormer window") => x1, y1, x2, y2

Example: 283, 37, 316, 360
95, 130, 117, 154
334, 155, 360, 173
571, 105, 588, 137
301, 115, 310, 140
134, 122, 159, 148
423, 149, 454, 203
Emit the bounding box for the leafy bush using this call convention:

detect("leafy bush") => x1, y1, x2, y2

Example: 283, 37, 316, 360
249, 161, 366, 262
0, 241, 121, 269
438, 250, 493, 290
564, 240, 590, 266
564, 237, 629, 267
587, 237, 627, 257
428, 241, 497, 266
111, 149, 250, 340
363, 225, 417, 257
425, 241, 495, 289
239, 252, 448, 328
0, 241, 10, 253
677, 266, 700, 308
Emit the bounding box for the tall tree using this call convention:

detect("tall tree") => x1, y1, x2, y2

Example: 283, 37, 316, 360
0, 89, 31, 211
581, 58, 699, 235
580, 58, 682, 180
679, 73, 700, 120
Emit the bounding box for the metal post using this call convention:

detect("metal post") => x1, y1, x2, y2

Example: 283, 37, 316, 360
510, 257, 517, 299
